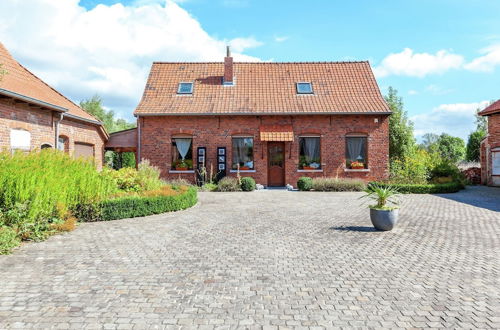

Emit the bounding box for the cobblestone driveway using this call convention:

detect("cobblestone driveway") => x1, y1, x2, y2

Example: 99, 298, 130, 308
1, 186, 499, 329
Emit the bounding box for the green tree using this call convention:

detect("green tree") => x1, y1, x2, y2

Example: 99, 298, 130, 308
420, 133, 440, 153
80, 95, 136, 168
435, 133, 466, 163
474, 107, 488, 132
466, 129, 486, 162
385, 87, 416, 161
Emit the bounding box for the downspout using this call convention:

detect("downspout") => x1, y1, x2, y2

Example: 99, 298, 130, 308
137, 115, 141, 166
54, 112, 63, 148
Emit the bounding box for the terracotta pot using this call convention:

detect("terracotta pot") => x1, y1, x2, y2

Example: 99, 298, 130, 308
240, 166, 250, 170
176, 167, 188, 171
351, 165, 365, 169
303, 166, 317, 170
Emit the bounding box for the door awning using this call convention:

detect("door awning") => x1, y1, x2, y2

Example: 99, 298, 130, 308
260, 125, 294, 142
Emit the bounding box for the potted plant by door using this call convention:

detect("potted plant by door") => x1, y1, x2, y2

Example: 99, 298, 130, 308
361, 184, 400, 231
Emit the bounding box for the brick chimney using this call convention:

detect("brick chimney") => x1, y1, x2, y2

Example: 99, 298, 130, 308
223, 46, 234, 85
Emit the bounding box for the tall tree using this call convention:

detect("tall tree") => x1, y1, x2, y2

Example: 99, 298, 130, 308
466, 130, 486, 162
420, 133, 440, 153
435, 133, 466, 163
385, 87, 416, 161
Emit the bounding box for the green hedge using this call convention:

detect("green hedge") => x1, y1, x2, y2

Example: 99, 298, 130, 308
369, 181, 465, 194
297, 177, 313, 191
98, 187, 197, 221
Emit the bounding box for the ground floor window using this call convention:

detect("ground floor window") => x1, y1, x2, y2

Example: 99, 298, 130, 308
172, 137, 193, 170
346, 136, 368, 169
10, 129, 31, 152
232, 137, 254, 170
299, 137, 321, 169
492, 150, 500, 175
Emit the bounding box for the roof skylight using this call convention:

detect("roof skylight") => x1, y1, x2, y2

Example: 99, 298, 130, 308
296, 82, 313, 94
177, 82, 194, 94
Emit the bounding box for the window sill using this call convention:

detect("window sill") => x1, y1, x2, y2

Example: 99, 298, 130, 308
344, 168, 370, 172
297, 169, 323, 173
230, 170, 256, 173
169, 170, 195, 174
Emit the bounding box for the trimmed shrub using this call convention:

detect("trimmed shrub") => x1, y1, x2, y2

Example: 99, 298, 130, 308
217, 177, 241, 192
311, 178, 366, 192
240, 177, 256, 191
297, 177, 313, 191
98, 186, 197, 221
0, 226, 21, 254
370, 181, 464, 194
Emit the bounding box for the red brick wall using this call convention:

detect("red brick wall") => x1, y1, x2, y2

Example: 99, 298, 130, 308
0, 98, 106, 168
139, 114, 390, 186
481, 113, 500, 185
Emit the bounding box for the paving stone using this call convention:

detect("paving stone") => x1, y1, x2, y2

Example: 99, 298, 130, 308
0, 186, 498, 329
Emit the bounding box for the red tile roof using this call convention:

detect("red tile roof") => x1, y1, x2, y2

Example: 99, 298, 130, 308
478, 99, 500, 116
135, 61, 390, 116
0, 42, 101, 123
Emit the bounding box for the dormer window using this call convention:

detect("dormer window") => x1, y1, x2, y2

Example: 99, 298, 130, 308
296, 82, 313, 94
177, 82, 193, 94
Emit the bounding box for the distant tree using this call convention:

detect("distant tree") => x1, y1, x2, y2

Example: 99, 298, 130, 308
466, 130, 486, 162
80, 95, 136, 168
385, 87, 416, 161
420, 133, 440, 153
435, 133, 466, 163
474, 107, 488, 132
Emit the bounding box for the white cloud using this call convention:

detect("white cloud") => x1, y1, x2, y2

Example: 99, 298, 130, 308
274, 36, 289, 43
425, 84, 453, 95
408, 90, 418, 95
0, 0, 262, 120
374, 48, 464, 78
411, 101, 490, 139
464, 44, 500, 72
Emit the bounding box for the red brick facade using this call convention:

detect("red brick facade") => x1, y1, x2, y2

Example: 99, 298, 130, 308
0, 98, 106, 168
139, 114, 389, 186
480, 113, 500, 186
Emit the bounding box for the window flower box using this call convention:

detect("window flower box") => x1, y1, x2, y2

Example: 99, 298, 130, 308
175, 166, 189, 171
350, 161, 365, 169
239, 166, 251, 171
302, 166, 317, 170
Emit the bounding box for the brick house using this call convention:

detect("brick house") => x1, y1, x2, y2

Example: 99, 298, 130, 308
0, 43, 107, 167
132, 49, 391, 187
479, 100, 500, 186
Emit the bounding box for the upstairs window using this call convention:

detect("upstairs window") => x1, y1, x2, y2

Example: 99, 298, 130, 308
296, 82, 313, 94
346, 136, 368, 169
299, 137, 321, 170
177, 82, 193, 94
172, 137, 193, 171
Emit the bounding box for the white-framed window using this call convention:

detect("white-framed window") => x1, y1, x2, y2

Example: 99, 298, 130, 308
299, 136, 321, 169
232, 137, 254, 170
177, 82, 194, 94
172, 137, 193, 170
10, 129, 31, 151
346, 135, 368, 169
57, 136, 67, 151
296, 82, 313, 94
492, 149, 500, 176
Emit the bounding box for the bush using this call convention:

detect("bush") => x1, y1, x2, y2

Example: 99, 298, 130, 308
199, 183, 218, 192
389, 149, 438, 184
97, 186, 197, 221
104, 160, 164, 192
297, 177, 313, 191
311, 178, 366, 192
370, 181, 464, 194
217, 177, 241, 192
0, 150, 114, 240
240, 177, 256, 191
0, 226, 21, 254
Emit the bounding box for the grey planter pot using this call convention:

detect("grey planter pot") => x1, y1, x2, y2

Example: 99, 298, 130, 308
370, 208, 399, 231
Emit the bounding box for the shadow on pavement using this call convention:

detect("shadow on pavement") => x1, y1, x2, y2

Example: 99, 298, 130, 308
330, 226, 378, 232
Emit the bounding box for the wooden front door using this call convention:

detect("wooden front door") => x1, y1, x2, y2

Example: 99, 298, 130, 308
268, 142, 285, 187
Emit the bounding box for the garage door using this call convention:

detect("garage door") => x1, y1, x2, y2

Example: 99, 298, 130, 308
74, 142, 94, 159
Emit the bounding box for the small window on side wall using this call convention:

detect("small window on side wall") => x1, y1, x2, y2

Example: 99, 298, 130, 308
177, 82, 193, 94
232, 137, 254, 170
299, 137, 321, 170
296, 82, 313, 94
10, 129, 31, 151
172, 137, 193, 170
346, 136, 368, 169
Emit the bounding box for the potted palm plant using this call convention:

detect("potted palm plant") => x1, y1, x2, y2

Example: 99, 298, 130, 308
361, 184, 400, 231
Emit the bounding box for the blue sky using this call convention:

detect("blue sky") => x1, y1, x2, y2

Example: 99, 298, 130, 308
1, 0, 499, 140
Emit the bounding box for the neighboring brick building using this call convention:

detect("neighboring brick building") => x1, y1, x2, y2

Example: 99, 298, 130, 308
132, 48, 391, 187
479, 100, 500, 186
0, 43, 107, 167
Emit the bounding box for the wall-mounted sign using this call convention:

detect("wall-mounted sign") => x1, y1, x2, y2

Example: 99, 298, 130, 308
196, 147, 207, 186
216, 147, 226, 181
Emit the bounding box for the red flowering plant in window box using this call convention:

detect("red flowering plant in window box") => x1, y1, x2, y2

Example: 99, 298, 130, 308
350, 161, 365, 169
